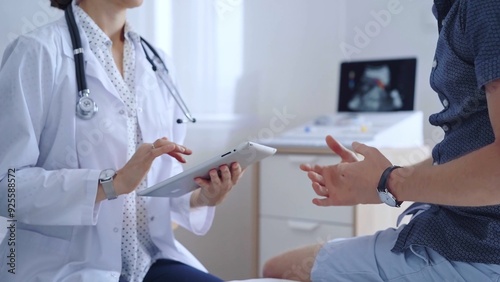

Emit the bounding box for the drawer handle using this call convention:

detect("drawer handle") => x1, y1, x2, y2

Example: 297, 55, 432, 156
287, 220, 320, 231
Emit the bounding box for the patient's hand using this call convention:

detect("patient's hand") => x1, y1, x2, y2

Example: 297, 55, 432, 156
301, 135, 390, 206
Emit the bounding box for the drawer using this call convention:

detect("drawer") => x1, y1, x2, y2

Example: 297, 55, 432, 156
258, 216, 353, 274
259, 154, 353, 224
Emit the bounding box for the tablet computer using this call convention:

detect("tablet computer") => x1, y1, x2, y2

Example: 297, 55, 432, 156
137, 141, 277, 197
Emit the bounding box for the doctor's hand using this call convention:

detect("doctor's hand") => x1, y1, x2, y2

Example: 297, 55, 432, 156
190, 162, 243, 207
97, 137, 192, 202
300, 135, 391, 206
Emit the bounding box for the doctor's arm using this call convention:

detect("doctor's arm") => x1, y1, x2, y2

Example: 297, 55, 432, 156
0, 37, 99, 226
95, 138, 192, 203
0, 37, 87, 225
0, 36, 133, 226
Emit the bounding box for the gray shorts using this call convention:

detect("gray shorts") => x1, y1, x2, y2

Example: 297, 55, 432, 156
311, 224, 500, 282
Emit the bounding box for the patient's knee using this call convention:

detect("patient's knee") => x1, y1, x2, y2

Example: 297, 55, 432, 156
263, 255, 312, 282
262, 257, 281, 278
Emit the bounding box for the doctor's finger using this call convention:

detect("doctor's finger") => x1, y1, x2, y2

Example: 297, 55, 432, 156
148, 144, 186, 163
152, 136, 168, 146
166, 151, 187, 163
209, 169, 223, 187
154, 140, 192, 155
150, 143, 176, 157
219, 165, 232, 184
230, 163, 243, 184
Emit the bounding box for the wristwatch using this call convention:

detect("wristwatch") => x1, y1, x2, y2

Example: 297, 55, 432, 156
377, 165, 402, 207
99, 169, 117, 200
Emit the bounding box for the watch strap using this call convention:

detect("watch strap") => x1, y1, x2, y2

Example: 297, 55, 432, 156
377, 165, 403, 207
102, 180, 117, 200
100, 170, 117, 200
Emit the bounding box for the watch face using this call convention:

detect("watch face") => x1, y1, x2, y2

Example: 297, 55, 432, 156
100, 169, 115, 180
378, 191, 397, 207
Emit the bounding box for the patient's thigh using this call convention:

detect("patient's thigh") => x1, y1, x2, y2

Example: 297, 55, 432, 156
311, 226, 500, 282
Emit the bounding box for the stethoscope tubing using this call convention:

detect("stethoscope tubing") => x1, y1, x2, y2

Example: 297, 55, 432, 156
66, 3, 87, 95
139, 38, 196, 123
65, 4, 195, 123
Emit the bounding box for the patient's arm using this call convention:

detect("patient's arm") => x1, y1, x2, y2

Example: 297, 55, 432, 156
390, 79, 500, 206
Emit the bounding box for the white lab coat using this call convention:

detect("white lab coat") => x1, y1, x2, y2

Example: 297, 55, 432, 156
0, 15, 214, 282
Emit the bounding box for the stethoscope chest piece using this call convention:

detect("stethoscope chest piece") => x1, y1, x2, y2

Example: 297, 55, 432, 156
76, 90, 98, 120
66, 4, 195, 123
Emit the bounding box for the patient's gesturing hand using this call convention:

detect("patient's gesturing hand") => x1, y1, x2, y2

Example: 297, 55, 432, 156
300, 135, 391, 206
300, 135, 358, 206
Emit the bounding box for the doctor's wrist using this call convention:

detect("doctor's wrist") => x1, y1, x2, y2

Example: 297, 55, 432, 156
190, 189, 213, 208
95, 170, 131, 203
95, 184, 107, 203
112, 170, 132, 196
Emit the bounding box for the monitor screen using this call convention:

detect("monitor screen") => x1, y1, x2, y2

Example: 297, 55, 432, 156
337, 58, 417, 112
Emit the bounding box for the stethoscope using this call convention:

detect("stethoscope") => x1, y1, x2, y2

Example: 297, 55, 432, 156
64, 4, 196, 123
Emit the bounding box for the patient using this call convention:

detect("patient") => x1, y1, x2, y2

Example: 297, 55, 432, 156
262, 1, 500, 281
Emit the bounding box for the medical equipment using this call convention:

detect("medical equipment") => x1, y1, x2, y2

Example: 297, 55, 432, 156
65, 4, 196, 123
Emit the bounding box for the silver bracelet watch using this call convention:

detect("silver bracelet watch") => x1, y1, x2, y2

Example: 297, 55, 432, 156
99, 169, 117, 200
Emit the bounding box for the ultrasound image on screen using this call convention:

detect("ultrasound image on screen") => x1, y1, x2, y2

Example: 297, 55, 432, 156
337, 58, 417, 112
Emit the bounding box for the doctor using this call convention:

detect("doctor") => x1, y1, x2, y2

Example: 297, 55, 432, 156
0, 0, 242, 281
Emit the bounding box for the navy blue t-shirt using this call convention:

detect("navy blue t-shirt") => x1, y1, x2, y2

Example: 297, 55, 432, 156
392, 0, 500, 264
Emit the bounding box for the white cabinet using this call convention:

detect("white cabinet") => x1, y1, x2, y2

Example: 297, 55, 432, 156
258, 146, 429, 273
260, 155, 351, 224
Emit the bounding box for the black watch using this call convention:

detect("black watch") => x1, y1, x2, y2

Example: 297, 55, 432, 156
377, 165, 402, 207
99, 169, 117, 200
